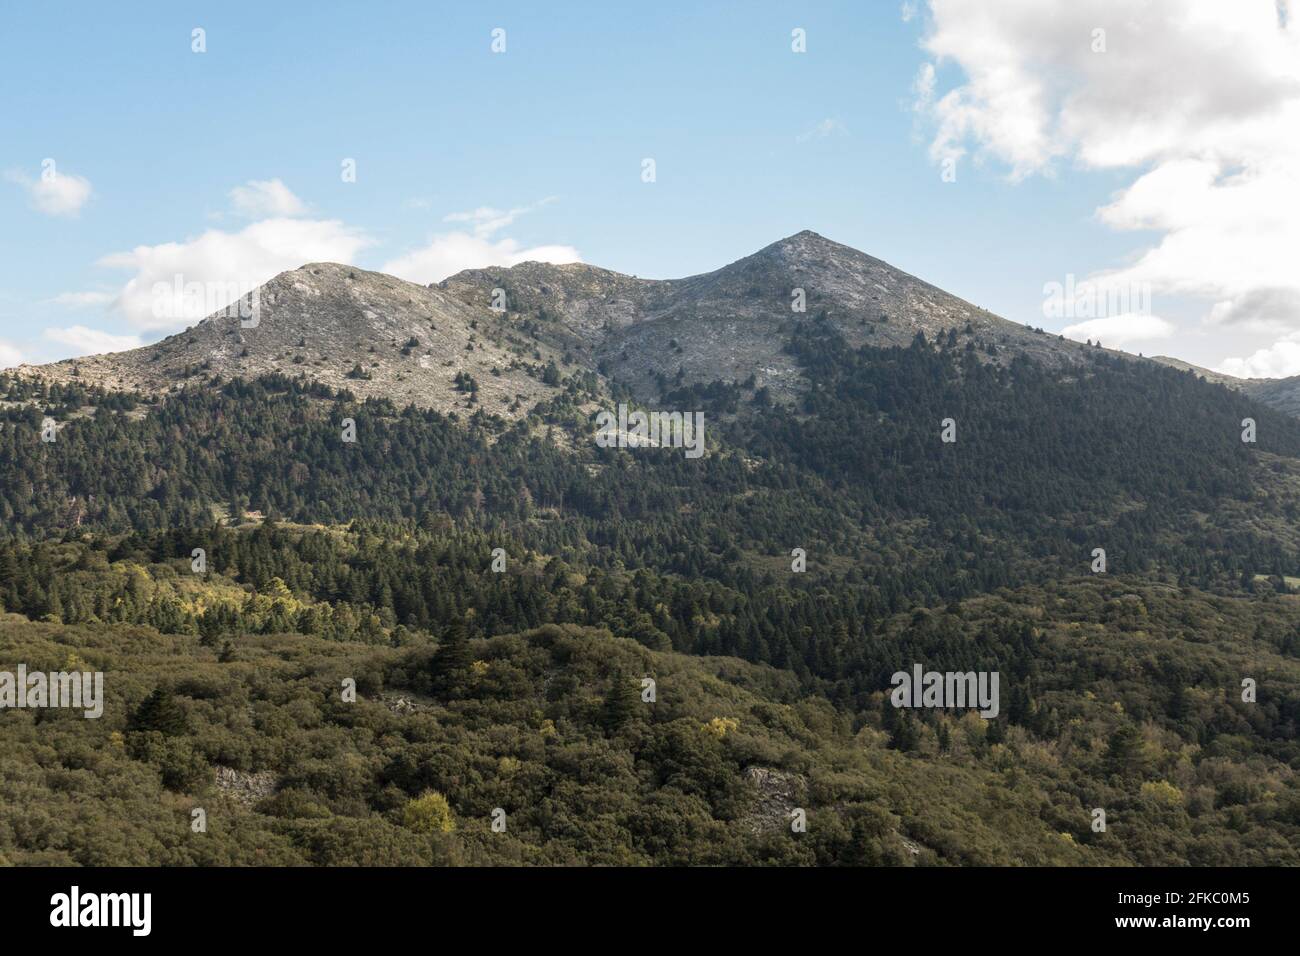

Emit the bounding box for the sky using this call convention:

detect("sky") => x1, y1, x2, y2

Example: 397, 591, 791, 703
1, 0, 1297, 376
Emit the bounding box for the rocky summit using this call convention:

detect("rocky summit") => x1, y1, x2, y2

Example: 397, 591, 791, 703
20, 232, 1102, 416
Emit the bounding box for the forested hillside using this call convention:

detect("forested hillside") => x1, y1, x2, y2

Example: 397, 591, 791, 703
3, 573, 1298, 866
3, 320, 1300, 866
6, 323, 1300, 592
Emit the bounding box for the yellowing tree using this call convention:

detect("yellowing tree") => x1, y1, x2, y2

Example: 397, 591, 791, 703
1140, 780, 1183, 807
262, 577, 293, 599
703, 717, 739, 738
402, 790, 456, 833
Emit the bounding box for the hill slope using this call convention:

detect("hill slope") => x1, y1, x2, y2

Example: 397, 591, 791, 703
7, 235, 1300, 867
21, 232, 1097, 412
1151, 355, 1300, 418
3, 557, 1297, 866
441, 230, 1089, 402
20, 262, 574, 420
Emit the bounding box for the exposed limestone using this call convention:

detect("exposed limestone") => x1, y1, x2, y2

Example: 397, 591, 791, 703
739, 765, 806, 834
213, 766, 277, 805
17, 232, 1103, 417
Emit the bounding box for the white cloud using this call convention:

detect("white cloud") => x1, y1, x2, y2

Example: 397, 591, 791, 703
915, 0, 1300, 373
43, 325, 143, 357
6, 166, 93, 217
1218, 337, 1300, 378
1206, 289, 1300, 330
912, 63, 936, 107
100, 217, 372, 331
383, 233, 581, 285
385, 198, 579, 283
0, 340, 23, 369
1061, 314, 1176, 348
229, 178, 308, 218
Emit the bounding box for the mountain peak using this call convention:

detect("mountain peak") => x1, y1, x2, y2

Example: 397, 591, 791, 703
20, 256, 575, 417
19, 231, 1093, 414
756, 229, 848, 257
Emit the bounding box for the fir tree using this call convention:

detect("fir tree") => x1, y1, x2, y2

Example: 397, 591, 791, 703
431, 620, 473, 692
130, 687, 189, 736
601, 673, 641, 731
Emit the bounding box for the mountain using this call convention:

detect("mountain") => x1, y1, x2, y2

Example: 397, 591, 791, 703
1152, 355, 1300, 418
7, 231, 1300, 868
20, 262, 574, 419
20, 232, 1094, 412
10, 229, 1300, 571
440, 230, 1088, 402
19, 228, 1300, 426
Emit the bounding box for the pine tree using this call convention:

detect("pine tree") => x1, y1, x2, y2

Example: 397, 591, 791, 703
431, 620, 473, 691
889, 712, 921, 752
601, 673, 641, 731
131, 687, 189, 736
1103, 723, 1142, 776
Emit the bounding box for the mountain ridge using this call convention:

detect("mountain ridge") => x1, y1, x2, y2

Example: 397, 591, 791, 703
18, 230, 1292, 418
439, 230, 1093, 402
1151, 355, 1300, 417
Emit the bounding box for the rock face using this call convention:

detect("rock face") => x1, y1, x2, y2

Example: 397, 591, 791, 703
214, 766, 277, 806
22, 262, 573, 420
381, 692, 431, 715
19, 231, 1102, 412
442, 230, 1090, 404
739, 765, 805, 834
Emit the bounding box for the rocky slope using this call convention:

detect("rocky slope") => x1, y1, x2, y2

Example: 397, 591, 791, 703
17, 231, 1208, 413
441, 230, 1089, 402
20, 262, 572, 419
1151, 356, 1300, 418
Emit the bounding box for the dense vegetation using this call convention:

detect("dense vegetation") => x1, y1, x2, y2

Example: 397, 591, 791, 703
2, 575, 1297, 866
6, 333, 1300, 595
3, 329, 1300, 866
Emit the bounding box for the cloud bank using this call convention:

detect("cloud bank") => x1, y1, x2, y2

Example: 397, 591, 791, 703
914, 0, 1300, 374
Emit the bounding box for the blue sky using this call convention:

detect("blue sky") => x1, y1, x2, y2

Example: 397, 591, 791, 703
3, 1, 1296, 373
